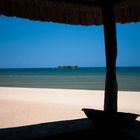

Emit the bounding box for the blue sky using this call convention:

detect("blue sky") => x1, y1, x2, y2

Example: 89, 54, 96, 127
0, 15, 140, 68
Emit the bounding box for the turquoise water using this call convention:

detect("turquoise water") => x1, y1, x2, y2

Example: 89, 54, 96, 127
0, 67, 140, 91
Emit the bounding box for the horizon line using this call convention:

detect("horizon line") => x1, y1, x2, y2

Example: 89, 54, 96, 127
0, 66, 140, 69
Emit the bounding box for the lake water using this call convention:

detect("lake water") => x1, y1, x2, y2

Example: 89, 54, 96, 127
0, 67, 140, 91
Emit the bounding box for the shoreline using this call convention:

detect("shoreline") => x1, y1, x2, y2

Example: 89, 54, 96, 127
1, 86, 140, 92
0, 87, 140, 128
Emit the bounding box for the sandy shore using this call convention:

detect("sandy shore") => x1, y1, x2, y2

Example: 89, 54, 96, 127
0, 87, 140, 128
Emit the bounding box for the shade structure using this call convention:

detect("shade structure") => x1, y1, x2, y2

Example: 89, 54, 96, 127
0, 0, 140, 25
0, 0, 140, 113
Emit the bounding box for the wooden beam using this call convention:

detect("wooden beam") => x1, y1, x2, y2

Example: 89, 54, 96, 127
102, 2, 118, 112
0, 118, 95, 140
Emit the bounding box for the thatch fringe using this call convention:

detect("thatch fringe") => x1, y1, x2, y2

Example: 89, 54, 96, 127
115, 0, 140, 23
0, 0, 140, 25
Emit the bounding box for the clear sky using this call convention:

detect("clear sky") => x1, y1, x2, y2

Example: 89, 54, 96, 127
0, 15, 140, 68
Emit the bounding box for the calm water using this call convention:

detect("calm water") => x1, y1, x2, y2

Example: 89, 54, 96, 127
0, 67, 140, 91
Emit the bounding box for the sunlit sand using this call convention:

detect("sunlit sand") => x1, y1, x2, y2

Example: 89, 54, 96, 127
0, 87, 140, 128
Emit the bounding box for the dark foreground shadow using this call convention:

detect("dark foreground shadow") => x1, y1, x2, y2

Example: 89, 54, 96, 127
0, 118, 140, 140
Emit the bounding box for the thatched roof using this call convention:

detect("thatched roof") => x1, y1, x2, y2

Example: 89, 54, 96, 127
0, 0, 140, 25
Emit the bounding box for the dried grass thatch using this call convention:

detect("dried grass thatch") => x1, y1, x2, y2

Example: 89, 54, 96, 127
0, 0, 140, 25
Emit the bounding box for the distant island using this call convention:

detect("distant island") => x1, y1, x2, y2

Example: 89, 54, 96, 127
57, 65, 79, 69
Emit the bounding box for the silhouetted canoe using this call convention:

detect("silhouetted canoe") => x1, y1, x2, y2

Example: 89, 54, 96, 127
82, 108, 139, 128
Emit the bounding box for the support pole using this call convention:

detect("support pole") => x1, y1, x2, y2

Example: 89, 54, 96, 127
102, 3, 118, 112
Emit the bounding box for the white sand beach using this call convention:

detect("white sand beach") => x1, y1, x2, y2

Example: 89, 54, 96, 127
0, 87, 140, 128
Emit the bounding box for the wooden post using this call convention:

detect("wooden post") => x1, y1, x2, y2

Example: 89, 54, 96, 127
102, 2, 118, 112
